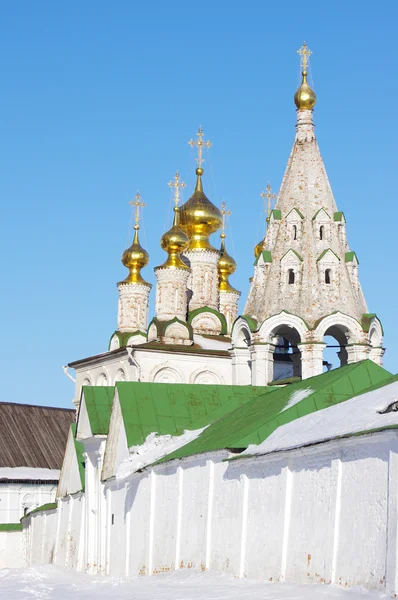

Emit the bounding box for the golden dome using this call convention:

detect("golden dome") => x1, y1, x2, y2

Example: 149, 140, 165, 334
254, 239, 264, 259
218, 234, 238, 292
157, 206, 189, 270
179, 168, 222, 251
119, 226, 150, 285
294, 70, 316, 110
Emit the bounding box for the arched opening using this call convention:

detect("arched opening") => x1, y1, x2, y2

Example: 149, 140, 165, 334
320, 225, 324, 240
271, 325, 302, 381
293, 225, 297, 240
288, 269, 295, 284
322, 325, 351, 372
325, 269, 331, 284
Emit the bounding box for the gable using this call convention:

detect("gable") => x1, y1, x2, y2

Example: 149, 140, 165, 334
317, 248, 341, 263
57, 424, 85, 497
312, 208, 331, 221
286, 208, 304, 221
102, 391, 129, 481
281, 249, 303, 263
77, 386, 114, 437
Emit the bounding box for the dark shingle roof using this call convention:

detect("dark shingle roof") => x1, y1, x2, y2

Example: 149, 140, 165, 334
0, 402, 75, 469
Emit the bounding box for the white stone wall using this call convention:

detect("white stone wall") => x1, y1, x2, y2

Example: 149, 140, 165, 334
117, 282, 151, 333
185, 250, 219, 312
155, 267, 190, 322
24, 431, 398, 594
0, 530, 23, 568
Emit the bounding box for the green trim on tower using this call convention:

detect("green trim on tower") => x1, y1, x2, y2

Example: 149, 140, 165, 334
240, 315, 258, 332
317, 248, 341, 262
334, 211, 346, 222
108, 330, 147, 350
281, 249, 303, 262
361, 313, 384, 334
270, 209, 281, 220
345, 251, 359, 264
286, 208, 304, 220
188, 307, 228, 335
254, 250, 272, 266
312, 208, 331, 220
148, 317, 193, 340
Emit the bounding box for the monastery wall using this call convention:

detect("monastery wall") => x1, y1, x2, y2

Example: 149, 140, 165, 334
22, 431, 398, 593
0, 530, 23, 568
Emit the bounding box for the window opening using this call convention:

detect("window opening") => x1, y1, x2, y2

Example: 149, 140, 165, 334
325, 269, 331, 284
320, 225, 324, 240
293, 225, 297, 240
288, 269, 295, 284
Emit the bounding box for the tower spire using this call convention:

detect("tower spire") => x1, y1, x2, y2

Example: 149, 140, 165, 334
294, 42, 316, 110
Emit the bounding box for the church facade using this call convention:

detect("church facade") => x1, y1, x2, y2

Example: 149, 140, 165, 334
66, 43, 384, 411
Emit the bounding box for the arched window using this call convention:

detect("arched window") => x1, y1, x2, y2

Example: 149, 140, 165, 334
320, 226, 324, 240
325, 269, 331, 284
288, 269, 295, 284
293, 225, 297, 240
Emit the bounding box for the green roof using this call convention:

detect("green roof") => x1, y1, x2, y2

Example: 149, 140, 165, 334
270, 209, 281, 220
156, 361, 392, 464
27, 502, 57, 516
286, 208, 304, 220
281, 249, 303, 262
0, 523, 22, 531
312, 208, 331, 220
108, 330, 146, 350
317, 248, 341, 262
71, 423, 85, 490
81, 386, 114, 435
188, 307, 227, 335
240, 315, 258, 332
116, 382, 270, 448
254, 250, 272, 266
345, 251, 359, 264
334, 211, 345, 222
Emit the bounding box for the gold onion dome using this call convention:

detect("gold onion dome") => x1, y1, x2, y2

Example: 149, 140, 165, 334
218, 234, 238, 292
157, 206, 189, 270
254, 239, 265, 259
294, 69, 316, 110
119, 226, 150, 285
179, 168, 222, 251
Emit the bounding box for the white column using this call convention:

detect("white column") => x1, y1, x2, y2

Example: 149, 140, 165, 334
154, 267, 190, 321
185, 249, 219, 311
117, 282, 152, 333
251, 343, 274, 386
298, 342, 326, 379
219, 290, 241, 334
231, 348, 251, 385
368, 346, 384, 366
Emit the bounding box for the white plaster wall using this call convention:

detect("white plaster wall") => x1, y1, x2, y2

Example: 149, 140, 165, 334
0, 531, 23, 568
24, 431, 398, 595
0, 482, 57, 524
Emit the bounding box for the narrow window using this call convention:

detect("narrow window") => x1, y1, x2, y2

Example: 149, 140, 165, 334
111, 514, 115, 525
288, 269, 295, 284
293, 225, 297, 240
325, 269, 331, 284
320, 225, 324, 240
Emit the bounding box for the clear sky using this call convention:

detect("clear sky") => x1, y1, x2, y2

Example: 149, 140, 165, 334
0, 1, 397, 408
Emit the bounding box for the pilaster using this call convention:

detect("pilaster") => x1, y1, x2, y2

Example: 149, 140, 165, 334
251, 343, 275, 386
231, 347, 251, 386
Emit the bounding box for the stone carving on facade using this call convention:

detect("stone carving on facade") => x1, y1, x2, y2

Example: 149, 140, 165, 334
117, 282, 151, 333
184, 250, 220, 312
190, 311, 223, 335
155, 267, 190, 322
219, 290, 240, 335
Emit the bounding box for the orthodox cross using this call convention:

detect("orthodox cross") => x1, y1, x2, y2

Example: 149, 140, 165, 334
188, 127, 212, 168
260, 183, 277, 223
297, 42, 312, 71
220, 201, 231, 237
168, 171, 186, 207
129, 190, 146, 229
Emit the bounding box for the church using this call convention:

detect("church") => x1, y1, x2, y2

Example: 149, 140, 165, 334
3, 45, 398, 594
65, 42, 383, 410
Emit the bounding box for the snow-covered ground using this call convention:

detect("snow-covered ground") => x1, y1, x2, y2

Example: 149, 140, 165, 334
0, 566, 386, 600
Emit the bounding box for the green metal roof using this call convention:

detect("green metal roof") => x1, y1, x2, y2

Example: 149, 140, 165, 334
334, 211, 345, 222
286, 208, 304, 220
254, 250, 272, 266
345, 251, 359, 264
156, 361, 392, 464
81, 386, 114, 435
27, 502, 57, 516
116, 383, 270, 448
71, 423, 85, 490
312, 208, 331, 220
281, 249, 303, 262
317, 248, 341, 262
0, 523, 22, 531
271, 209, 281, 220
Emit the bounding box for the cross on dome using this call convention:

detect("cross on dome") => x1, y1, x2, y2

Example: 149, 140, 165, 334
168, 171, 186, 207
297, 42, 312, 71
129, 191, 146, 230
220, 201, 231, 238
260, 182, 277, 223
188, 127, 212, 169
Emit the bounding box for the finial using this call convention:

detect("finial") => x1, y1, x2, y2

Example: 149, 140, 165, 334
168, 171, 186, 209
129, 190, 146, 230
220, 201, 231, 239
297, 41, 312, 73
188, 126, 211, 170
260, 182, 277, 224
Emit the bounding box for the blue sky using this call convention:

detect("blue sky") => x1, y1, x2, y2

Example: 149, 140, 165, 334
0, 1, 396, 407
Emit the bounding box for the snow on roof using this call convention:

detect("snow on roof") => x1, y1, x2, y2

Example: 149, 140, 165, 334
242, 379, 398, 457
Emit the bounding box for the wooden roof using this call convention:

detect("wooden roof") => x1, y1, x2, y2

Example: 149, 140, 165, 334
0, 402, 75, 469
